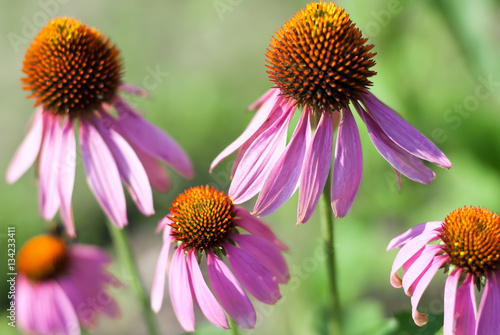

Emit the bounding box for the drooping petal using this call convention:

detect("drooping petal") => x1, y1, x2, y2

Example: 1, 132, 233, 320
207, 250, 256, 329
331, 107, 363, 218
450, 273, 476, 335
186, 250, 229, 329
387, 221, 443, 250
410, 255, 448, 326
253, 108, 310, 216
80, 120, 127, 227
297, 110, 334, 224
360, 91, 451, 168
112, 96, 194, 179
232, 234, 289, 284
6, 107, 44, 184
224, 241, 281, 304
92, 116, 154, 216
476, 271, 500, 335
38, 113, 61, 220
402, 244, 442, 295
443, 268, 460, 335
17, 274, 36, 332
229, 102, 294, 203
58, 119, 76, 237
234, 206, 288, 251
355, 102, 436, 184
210, 88, 281, 172
151, 241, 173, 313
169, 247, 195, 332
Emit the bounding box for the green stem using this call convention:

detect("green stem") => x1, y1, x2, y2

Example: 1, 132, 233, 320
107, 222, 160, 335
229, 317, 239, 335
320, 175, 342, 334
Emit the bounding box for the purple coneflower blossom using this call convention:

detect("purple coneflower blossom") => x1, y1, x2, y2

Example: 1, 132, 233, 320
387, 206, 500, 334
151, 185, 289, 331
210, 1, 450, 224
6, 18, 193, 236
16, 234, 121, 335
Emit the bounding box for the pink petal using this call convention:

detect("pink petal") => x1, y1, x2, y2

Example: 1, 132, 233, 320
224, 241, 281, 304
410, 255, 448, 326
234, 206, 288, 251
6, 107, 44, 184
331, 107, 363, 218
17, 274, 35, 332
186, 250, 229, 329
38, 113, 61, 220
112, 96, 194, 179
387, 221, 443, 251
355, 102, 436, 184
119, 83, 148, 97
253, 108, 310, 216
232, 234, 289, 284
402, 244, 442, 295
207, 250, 256, 329
476, 270, 500, 334
80, 120, 127, 227
297, 110, 334, 224
449, 272, 476, 335
91, 117, 154, 216
210, 88, 281, 172
169, 247, 195, 332
151, 241, 173, 313
58, 119, 76, 237
229, 101, 294, 203
134, 147, 171, 192
443, 269, 461, 335
360, 91, 451, 169
248, 87, 280, 111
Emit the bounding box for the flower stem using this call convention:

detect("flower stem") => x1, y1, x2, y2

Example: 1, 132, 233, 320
229, 317, 239, 335
320, 175, 342, 334
107, 222, 160, 335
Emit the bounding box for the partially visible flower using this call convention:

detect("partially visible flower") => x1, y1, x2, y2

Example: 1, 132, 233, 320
151, 185, 289, 331
16, 234, 121, 335
387, 206, 500, 334
210, 1, 450, 224
6, 17, 193, 236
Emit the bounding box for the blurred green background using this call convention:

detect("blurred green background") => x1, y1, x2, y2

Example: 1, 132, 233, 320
0, 0, 499, 334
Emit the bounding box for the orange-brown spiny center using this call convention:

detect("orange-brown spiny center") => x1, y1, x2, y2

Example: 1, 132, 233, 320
21, 17, 123, 116
266, 1, 376, 111
440, 206, 500, 278
17, 235, 68, 281
169, 186, 236, 251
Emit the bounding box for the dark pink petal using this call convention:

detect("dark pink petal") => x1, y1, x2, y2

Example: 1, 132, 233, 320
254, 108, 310, 216
6, 107, 44, 184
169, 247, 195, 332
151, 241, 172, 313
70, 245, 112, 265
119, 83, 148, 97
186, 250, 229, 329
355, 102, 436, 184
476, 270, 500, 334
134, 147, 171, 192
387, 221, 443, 250
297, 110, 334, 224
234, 206, 288, 251
112, 96, 194, 179
447, 272, 476, 335
390, 230, 442, 288
229, 102, 294, 203
360, 91, 451, 169
331, 107, 363, 218
402, 245, 442, 295
92, 117, 154, 216
58, 119, 76, 237
410, 255, 448, 326
224, 241, 280, 304
207, 250, 256, 329
80, 120, 127, 227
210, 88, 281, 172
232, 234, 289, 284
38, 113, 61, 220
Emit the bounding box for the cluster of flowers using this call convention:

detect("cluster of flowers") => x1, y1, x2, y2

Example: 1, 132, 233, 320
8, 2, 498, 335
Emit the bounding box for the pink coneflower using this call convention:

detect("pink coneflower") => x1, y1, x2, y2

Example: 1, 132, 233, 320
151, 185, 289, 331
6, 17, 193, 236
210, 1, 450, 224
16, 234, 121, 335
387, 206, 500, 334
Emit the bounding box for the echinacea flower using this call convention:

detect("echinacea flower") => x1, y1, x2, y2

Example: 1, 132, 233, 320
151, 185, 289, 331
210, 1, 450, 224
16, 234, 121, 335
6, 17, 193, 236
387, 206, 500, 334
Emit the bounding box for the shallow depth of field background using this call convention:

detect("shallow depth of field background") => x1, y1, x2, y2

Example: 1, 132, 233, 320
1, 0, 499, 334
